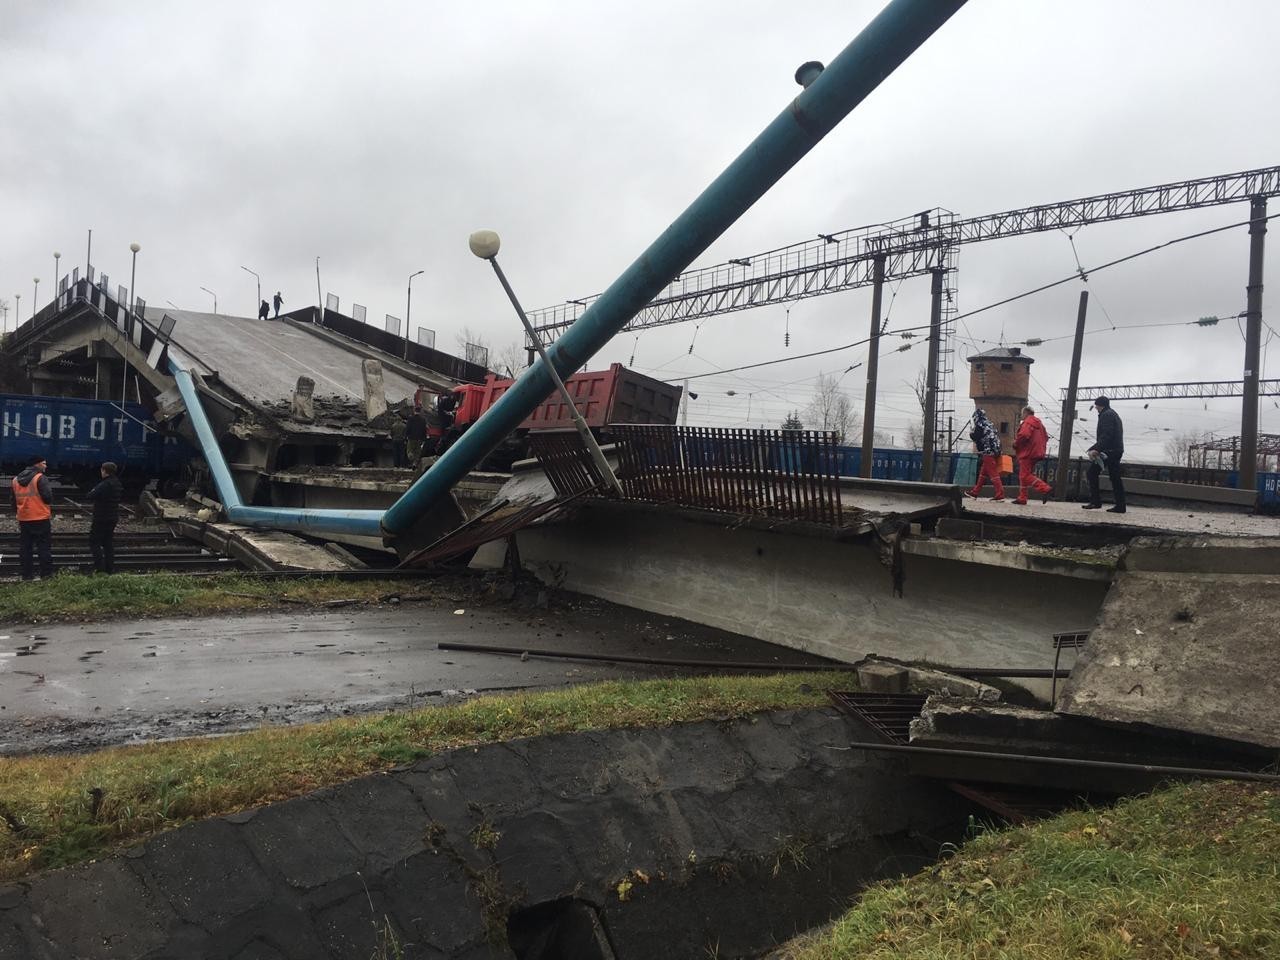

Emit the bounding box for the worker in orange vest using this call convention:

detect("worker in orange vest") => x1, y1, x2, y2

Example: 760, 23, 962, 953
12, 456, 54, 580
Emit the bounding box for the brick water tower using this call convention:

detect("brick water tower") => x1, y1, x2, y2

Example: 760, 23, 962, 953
966, 347, 1033, 456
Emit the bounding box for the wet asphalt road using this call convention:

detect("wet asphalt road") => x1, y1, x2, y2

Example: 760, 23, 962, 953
0, 595, 835, 753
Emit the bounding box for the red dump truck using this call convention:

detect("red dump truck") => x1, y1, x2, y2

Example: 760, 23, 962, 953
415, 363, 683, 469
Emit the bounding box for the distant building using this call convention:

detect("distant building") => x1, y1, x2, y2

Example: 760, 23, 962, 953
966, 346, 1033, 456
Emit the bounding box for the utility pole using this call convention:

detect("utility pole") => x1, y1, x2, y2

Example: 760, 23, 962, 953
860, 255, 885, 477
315, 257, 323, 324
1055, 290, 1089, 497
1239, 196, 1267, 492
681, 379, 690, 427
920, 267, 944, 482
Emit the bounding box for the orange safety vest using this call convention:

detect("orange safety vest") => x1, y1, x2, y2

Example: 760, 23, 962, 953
13, 473, 52, 522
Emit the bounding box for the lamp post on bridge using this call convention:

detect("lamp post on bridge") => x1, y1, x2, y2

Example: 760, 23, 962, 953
53, 252, 61, 304
240, 265, 261, 317
200, 286, 218, 314
32, 279, 39, 319
405, 269, 424, 360
122, 242, 141, 417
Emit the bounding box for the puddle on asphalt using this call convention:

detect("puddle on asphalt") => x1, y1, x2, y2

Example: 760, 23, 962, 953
78, 650, 104, 662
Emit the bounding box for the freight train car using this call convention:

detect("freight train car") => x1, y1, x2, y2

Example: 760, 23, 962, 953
0, 393, 192, 491
415, 363, 683, 468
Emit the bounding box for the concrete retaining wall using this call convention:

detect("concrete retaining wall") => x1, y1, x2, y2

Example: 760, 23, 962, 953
509, 502, 1109, 676
0, 709, 964, 959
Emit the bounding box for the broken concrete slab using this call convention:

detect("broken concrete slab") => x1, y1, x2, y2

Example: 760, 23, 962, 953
1120, 535, 1280, 575
902, 538, 1117, 582
290, 376, 316, 421
361, 358, 387, 421
1057, 569, 1280, 752
852, 656, 1001, 702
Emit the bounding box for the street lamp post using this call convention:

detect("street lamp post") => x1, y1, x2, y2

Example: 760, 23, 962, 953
14, 294, 20, 329
405, 269, 424, 360
241, 266, 260, 317
53, 252, 61, 303
200, 286, 218, 314
123, 242, 140, 415
32, 279, 39, 318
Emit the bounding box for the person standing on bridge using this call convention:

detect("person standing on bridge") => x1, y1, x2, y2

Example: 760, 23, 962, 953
1083, 395, 1126, 513
258, 299, 270, 321
963, 407, 1005, 501
405, 405, 428, 465
1013, 405, 1053, 505
272, 291, 284, 319
86, 461, 123, 574
12, 455, 54, 580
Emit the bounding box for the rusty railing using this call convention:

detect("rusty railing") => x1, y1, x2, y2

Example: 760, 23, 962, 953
611, 425, 843, 524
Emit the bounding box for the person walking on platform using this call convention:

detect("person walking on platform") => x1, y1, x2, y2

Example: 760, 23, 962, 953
12, 456, 54, 580
1013, 405, 1053, 505
1083, 395, 1126, 513
258, 299, 270, 321
964, 407, 1005, 501
86, 461, 123, 574
272, 291, 284, 319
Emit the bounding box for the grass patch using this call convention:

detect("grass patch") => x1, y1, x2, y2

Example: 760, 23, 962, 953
776, 780, 1280, 959
0, 572, 448, 622
0, 671, 849, 881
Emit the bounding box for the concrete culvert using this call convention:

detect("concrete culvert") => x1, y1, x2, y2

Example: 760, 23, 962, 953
508, 897, 616, 960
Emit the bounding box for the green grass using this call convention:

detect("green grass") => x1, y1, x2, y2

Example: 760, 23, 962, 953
776, 780, 1280, 960
0, 572, 443, 622
0, 671, 850, 881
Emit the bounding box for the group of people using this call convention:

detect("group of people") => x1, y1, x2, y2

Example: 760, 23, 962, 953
257, 291, 285, 322
964, 396, 1126, 513
11, 457, 123, 581
389, 393, 460, 468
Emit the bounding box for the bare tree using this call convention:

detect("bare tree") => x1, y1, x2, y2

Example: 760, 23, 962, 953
902, 367, 928, 451
803, 373, 859, 442
493, 340, 527, 377
454, 326, 492, 367
1164, 430, 1213, 467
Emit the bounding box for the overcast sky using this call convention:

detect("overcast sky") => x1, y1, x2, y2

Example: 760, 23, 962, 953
3, 0, 1279, 460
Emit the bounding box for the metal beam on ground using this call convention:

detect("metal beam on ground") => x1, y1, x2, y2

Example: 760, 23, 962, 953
381, 0, 971, 536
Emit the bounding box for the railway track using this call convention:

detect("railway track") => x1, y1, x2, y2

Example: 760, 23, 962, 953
0, 529, 241, 575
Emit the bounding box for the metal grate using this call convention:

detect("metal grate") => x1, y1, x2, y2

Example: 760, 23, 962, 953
528, 431, 612, 497
399, 489, 595, 567
1051, 630, 1089, 703
612, 425, 843, 524
828, 691, 928, 744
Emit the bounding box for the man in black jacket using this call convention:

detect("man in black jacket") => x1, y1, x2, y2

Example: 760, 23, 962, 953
1083, 396, 1126, 513
86, 461, 123, 574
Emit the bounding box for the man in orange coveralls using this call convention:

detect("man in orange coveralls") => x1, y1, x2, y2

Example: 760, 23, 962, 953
1012, 404, 1053, 505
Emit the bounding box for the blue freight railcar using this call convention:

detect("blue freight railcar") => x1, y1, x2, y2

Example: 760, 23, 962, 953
0, 393, 190, 483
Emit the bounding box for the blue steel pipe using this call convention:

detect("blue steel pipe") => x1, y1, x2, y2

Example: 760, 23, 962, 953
170, 362, 385, 538
383, 0, 967, 537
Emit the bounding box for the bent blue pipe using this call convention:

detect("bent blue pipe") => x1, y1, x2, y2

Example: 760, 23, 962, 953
170, 362, 385, 538
383, 0, 967, 537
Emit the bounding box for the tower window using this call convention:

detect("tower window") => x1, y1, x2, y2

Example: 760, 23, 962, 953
974, 363, 985, 371
1000, 363, 1013, 371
